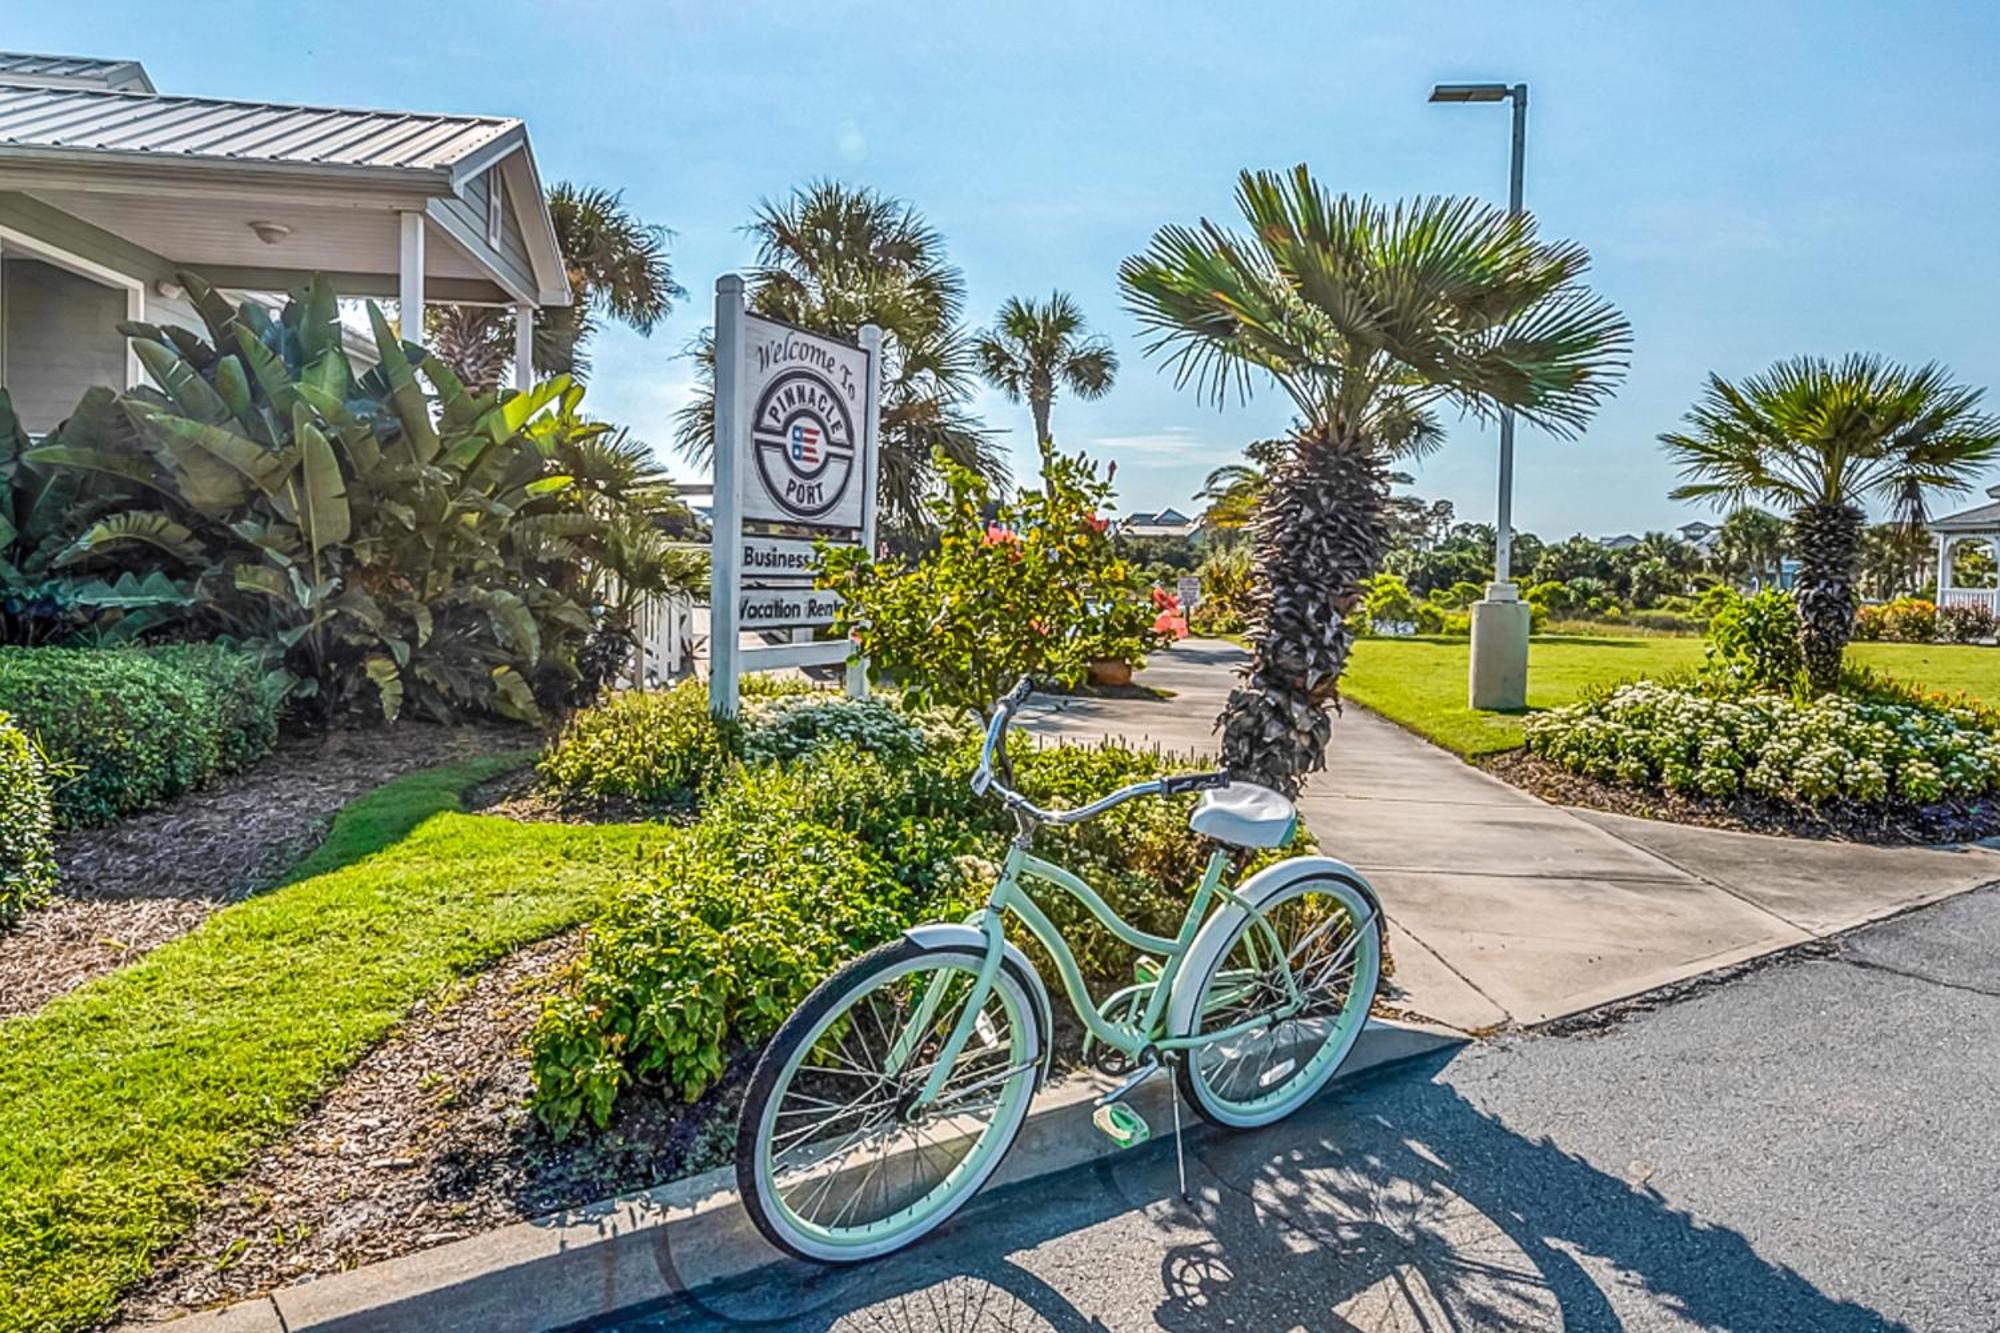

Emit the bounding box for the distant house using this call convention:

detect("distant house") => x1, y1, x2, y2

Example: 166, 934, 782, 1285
1675, 520, 1720, 555
0, 50, 570, 433
1118, 507, 1200, 539
1599, 533, 1641, 552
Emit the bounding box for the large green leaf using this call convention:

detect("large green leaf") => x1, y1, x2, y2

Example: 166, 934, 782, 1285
489, 664, 541, 722
131, 340, 232, 425
366, 302, 441, 464
176, 270, 245, 350
296, 274, 341, 363
134, 409, 286, 510
290, 408, 352, 554
233, 325, 302, 420
364, 654, 404, 721
58, 511, 199, 565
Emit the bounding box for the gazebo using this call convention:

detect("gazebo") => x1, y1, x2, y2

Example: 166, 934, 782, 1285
1928, 484, 2000, 615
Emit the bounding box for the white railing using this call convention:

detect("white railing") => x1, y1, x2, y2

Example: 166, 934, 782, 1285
1938, 587, 2000, 616
623, 592, 697, 687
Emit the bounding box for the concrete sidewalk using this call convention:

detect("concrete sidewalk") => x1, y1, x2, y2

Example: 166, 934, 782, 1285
1022, 638, 2000, 1030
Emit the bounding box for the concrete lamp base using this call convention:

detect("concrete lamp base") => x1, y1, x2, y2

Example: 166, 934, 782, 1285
1468, 582, 1529, 711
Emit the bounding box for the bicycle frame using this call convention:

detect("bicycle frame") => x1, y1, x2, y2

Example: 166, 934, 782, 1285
901, 841, 1307, 1107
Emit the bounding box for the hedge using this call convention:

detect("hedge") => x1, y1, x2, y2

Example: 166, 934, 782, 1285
0, 645, 283, 827
0, 709, 56, 925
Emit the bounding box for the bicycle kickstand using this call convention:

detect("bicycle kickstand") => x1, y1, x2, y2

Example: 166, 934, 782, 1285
1170, 1079, 1189, 1203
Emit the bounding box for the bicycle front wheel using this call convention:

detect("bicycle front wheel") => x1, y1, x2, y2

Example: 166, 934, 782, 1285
1174, 872, 1381, 1129
737, 937, 1042, 1263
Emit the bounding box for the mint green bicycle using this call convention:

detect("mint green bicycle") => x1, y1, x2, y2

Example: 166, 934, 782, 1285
735, 677, 1383, 1263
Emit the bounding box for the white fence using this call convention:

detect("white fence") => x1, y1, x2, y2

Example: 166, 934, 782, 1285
622, 592, 698, 687
1938, 587, 2000, 616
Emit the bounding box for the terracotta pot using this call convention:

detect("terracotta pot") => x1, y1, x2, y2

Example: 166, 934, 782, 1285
1087, 657, 1134, 687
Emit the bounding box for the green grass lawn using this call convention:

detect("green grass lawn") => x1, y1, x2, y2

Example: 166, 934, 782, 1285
1341, 635, 2000, 756
0, 755, 665, 1333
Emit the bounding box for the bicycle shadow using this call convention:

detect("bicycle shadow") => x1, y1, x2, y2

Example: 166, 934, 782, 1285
614, 1053, 1905, 1332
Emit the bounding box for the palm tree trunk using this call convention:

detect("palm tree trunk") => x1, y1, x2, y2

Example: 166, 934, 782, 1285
1219, 429, 1390, 797
1030, 395, 1054, 486
1791, 500, 1862, 693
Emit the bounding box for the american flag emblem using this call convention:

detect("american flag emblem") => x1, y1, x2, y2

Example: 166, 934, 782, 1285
789, 423, 821, 464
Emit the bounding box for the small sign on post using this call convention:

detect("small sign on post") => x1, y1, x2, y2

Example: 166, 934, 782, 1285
708, 275, 879, 717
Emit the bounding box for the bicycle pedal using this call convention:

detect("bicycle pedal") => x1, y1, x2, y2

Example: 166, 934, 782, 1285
1133, 955, 1163, 985
1093, 1101, 1151, 1149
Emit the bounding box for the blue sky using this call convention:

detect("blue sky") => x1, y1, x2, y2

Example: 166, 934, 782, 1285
17, 1, 2000, 536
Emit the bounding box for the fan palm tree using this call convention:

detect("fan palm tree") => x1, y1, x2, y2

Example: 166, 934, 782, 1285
1120, 165, 1630, 795
430, 183, 682, 388
1195, 438, 1288, 530
1662, 354, 2000, 691
674, 181, 1005, 540
972, 292, 1117, 481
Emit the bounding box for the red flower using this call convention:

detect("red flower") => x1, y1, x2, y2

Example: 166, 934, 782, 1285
983, 523, 1020, 546
1154, 610, 1188, 640
1083, 513, 1109, 534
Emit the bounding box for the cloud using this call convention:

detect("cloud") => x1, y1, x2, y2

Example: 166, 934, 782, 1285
1087, 427, 1218, 459
836, 119, 867, 163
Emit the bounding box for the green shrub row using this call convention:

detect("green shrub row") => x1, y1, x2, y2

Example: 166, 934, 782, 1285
527, 692, 1297, 1136
0, 645, 282, 827
0, 710, 56, 926
1853, 597, 1998, 644
1526, 680, 2000, 805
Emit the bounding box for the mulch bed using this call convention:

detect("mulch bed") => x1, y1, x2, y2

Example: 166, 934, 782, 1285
1484, 748, 2000, 845
0, 722, 532, 1022
118, 930, 746, 1325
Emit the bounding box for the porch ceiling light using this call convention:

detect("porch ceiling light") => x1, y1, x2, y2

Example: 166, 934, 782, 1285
248, 220, 292, 246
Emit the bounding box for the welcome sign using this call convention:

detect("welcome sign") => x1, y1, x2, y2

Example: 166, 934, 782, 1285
741, 315, 870, 532
708, 275, 881, 716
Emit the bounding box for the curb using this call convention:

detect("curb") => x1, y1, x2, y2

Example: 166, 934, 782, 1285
133, 1018, 1466, 1333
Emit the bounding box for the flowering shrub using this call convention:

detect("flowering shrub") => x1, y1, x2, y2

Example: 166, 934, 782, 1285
1150, 587, 1189, 640
1526, 681, 2000, 807
1854, 597, 1937, 643
823, 451, 1160, 716
1936, 602, 1998, 643
738, 693, 929, 765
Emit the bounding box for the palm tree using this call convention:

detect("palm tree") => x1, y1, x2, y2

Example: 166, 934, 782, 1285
1120, 166, 1629, 795
1715, 505, 1786, 590
1194, 438, 1289, 530
1662, 354, 2000, 691
674, 181, 1005, 539
430, 183, 682, 388
972, 292, 1117, 480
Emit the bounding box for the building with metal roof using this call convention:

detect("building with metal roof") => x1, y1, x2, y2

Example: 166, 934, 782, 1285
0, 51, 568, 431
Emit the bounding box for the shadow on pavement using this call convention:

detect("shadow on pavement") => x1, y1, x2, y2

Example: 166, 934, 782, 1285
598, 1055, 1902, 1332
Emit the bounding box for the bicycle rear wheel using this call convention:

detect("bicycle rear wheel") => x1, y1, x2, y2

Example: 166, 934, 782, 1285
1174, 873, 1380, 1128
737, 937, 1042, 1262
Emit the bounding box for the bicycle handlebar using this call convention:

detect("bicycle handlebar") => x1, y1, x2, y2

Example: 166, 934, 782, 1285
971, 675, 1231, 824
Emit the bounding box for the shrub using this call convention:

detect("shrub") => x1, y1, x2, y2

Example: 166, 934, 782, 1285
538, 679, 732, 806
824, 450, 1161, 715
0, 645, 281, 827
527, 719, 1290, 1134
738, 693, 929, 766
1868, 597, 1938, 643
0, 712, 55, 926
1194, 545, 1254, 633
1526, 681, 2000, 807
1361, 573, 1420, 634
1628, 608, 1703, 634
1702, 588, 1804, 693
1936, 602, 1997, 644
1525, 580, 1575, 616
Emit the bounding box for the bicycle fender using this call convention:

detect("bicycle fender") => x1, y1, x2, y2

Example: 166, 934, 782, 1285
903, 923, 1056, 1089
1166, 855, 1384, 1040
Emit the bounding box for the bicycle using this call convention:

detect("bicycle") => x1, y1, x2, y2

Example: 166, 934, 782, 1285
735, 675, 1384, 1263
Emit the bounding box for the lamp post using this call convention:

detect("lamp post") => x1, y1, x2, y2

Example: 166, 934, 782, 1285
1431, 80, 1531, 710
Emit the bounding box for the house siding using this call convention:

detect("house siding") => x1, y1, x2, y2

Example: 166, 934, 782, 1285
2, 257, 126, 432
433, 167, 536, 300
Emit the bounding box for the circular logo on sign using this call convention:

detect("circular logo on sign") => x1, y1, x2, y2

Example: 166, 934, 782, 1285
752, 368, 857, 523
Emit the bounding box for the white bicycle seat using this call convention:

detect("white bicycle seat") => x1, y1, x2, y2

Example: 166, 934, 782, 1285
1188, 781, 1297, 848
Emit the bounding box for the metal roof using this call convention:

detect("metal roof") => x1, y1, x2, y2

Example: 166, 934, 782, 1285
0, 82, 519, 174
1930, 500, 2000, 533
0, 51, 153, 92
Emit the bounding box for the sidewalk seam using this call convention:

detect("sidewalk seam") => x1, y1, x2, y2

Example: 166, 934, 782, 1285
1390, 920, 1513, 1026
1566, 815, 1818, 937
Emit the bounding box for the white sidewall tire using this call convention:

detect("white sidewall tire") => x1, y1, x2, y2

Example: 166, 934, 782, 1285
1172, 867, 1382, 1129
736, 939, 1042, 1264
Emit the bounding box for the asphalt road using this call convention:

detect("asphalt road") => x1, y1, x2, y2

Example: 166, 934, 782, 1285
600, 884, 2000, 1333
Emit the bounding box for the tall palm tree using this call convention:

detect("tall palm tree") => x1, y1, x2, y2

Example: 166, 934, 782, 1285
674, 181, 1005, 539
1662, 354, 2000, 692
1194, 438, 1288, 530
1120, 166, 1629, 795
972, 292, 1117, 480
430, 183, 682, 388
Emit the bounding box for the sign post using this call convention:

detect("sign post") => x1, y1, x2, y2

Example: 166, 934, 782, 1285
708, 275, 879, 717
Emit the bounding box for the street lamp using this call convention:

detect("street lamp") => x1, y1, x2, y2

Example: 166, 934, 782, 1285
1431, 79, 1531, 710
